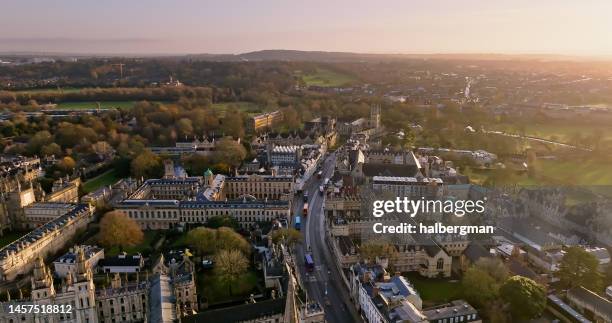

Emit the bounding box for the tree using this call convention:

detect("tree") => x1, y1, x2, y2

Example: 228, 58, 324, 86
26, 130, 53, 156
40, 143, 62, 157
185, 227, 217, 255
214, 138, 247, 168
205, 215, 239, 230
360, 242, 397, 268
176, 118, 194, 138
185, 226, 251, 256
270, 228, 302, 246
473, 257, 509, 282
220, 109, 245, 138
462, 267, 499, 307
500, 276, 546, 320
58, 156, 76, 173
215, 249, 248, 296
131, 150, 162, 179
98, 211, 144, 250
556, 246, 604, 291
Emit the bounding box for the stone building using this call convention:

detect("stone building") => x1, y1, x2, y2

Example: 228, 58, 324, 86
0, 204, 95, 281
0, 247, 150, 323
224, 173, 294, 201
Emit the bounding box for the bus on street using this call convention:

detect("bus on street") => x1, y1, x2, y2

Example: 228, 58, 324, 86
295, 216, 301, 230
305, 252, 315, 272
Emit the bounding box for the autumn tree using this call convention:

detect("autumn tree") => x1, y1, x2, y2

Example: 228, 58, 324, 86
215, 249, 249, 296
360, 242, 398, 268
220, 108, 245, 138
271, 228, 302, 246
58, 156, 76, 173
98, 211, 144, 250
130, 150, 162, 179
185, 226, 250, 256
214, 138, 247, 168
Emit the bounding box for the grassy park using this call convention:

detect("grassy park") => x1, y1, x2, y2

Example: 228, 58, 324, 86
82, 169, 121, 193
212, 101, 264, 117
198, 270, 259, 304
104, 231, 162, 257
56, 101, 136, 110
403, 272, 462, 306
299, 68, 356, 87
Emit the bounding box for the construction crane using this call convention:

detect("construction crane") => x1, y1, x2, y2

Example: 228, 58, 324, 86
111, 63, 125, 79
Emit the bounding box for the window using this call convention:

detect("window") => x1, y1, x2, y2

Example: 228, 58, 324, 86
437, 258, 444, 270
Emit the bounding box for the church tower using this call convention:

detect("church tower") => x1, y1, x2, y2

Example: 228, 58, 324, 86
72, 247, 99, 323
31, 257, 55, 301
370, 105, 381, 129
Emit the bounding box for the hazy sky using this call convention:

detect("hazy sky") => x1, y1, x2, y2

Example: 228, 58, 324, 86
1, 0, 611, 55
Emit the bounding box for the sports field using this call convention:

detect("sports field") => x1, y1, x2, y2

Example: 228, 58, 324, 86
300, 68, 356, 87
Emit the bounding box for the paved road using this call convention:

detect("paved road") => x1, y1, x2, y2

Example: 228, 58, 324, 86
292, 152, 362, 323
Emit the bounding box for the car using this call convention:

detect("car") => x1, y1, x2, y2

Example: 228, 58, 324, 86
201, 259, 214, 269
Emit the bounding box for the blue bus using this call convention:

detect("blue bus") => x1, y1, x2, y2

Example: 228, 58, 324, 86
295, 216, 301, 230
305, 253, 315, 272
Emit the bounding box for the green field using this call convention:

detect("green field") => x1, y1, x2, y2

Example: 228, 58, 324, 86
0, 231, 29, 249
212, 101, 264, 117
536, 159, 612, 186
105, 231, 161, 257
83, 169, 121, 193
300, 68, 356, 87
55, 101, 136, 110
403, 272, 462, 306
491, 122, 612, 144
198, 270, 259, 304
13, 87, 82, 94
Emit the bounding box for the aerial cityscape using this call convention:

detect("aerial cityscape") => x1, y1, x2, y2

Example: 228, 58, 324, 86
0, 1, 612, 323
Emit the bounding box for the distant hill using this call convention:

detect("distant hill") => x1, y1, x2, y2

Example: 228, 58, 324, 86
186, 50, 611, 63
3, 49, 611, 63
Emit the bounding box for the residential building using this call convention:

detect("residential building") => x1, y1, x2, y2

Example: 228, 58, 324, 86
248, 110, 283, 133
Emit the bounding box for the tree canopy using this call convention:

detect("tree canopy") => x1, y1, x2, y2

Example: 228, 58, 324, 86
556, 246, 604, 291
499, 275, 546, 320
98, 211, 144, 249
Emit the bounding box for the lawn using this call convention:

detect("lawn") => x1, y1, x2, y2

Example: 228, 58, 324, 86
198, 270, 259, 304
211, 101, 263, 117
82, 169, 121, 193
13, 87, 82, 94
300, 68, 356, 87
491, 122, 612, 144
403, 272, 462, 306
0, 231, 29, 249
105, 231, 161, 257
536, 159, 612, 186
55, 101, 137, 110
